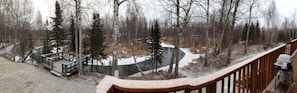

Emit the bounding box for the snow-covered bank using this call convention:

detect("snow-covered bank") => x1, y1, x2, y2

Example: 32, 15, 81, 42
130, 43, 201, 77
89, 43, 175, 66
88, 56, 151, 66
0, 44, 14, 55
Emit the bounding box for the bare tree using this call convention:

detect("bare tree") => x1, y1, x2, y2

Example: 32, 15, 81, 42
74, 0, 83, 76
244, 0, 257, 54
214, 0, 232, 57
8, 0, 33, 61
34, 10, 43, 41
196, 0, 210, 66
264, 0, 278, 46
226, 0, 241, 64
161, 0, 194, 78
111, 0, 129, 77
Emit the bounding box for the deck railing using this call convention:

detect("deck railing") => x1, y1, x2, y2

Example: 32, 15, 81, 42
97, 40, 297, 93
41, 52, 90, 76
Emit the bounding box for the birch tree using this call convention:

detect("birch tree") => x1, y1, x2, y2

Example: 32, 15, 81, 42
226, 0, 241, 64
244, 0, 257, 54
265, 0, 278, 46
74, 0, 83, 76
162, 0, 194, 78
214, 0, 232, 57
195, 0, 210, 66
111, 0, 129, 76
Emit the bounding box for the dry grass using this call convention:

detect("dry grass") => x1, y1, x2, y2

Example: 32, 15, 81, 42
105, 43, 149, 58
34, 41, 43, 48
161, 37, 174, 45
182, 44, 267, 77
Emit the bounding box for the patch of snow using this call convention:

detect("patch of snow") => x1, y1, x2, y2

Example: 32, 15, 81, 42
161, 43, 175, 48
0, 44, 14, 55
51, 47, 64, 53
13, 55, 35, 64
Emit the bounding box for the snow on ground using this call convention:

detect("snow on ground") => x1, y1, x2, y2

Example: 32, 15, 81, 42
0, 44, 14, 55
130, 43, 201, 77
51, 47, 64, 53
160, 43, 174, 48
90, 55, 151, 66
0, 57, 102, 93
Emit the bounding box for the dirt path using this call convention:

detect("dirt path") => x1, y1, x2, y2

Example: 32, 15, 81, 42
0, 57, 103, 93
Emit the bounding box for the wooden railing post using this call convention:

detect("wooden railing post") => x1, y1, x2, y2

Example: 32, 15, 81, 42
251, 60, 258, 93
206, 83, 217, 93
185, 89, 191, 93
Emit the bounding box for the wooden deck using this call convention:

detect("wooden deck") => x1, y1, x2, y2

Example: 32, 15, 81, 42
52, 60, 73, 74
264, 75, 294, 93
41, 52, 89, 76
288, 53, 297, 93
266, 46, 297, 93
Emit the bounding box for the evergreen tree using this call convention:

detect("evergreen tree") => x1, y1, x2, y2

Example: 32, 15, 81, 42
242, 22, 261, 42
242, 23, 248, 41
70, 15, 75, 52
278, 31, 285, 42
250, 23, 255, 41
50, 1, 65, 52
262, 30, 265, 42
89, 13, 106, 72
255, 21, 261, 40
29, 34, 34, 50
19, 37, 26, 62
149, 20, 163, 72
43, 19, 52, 54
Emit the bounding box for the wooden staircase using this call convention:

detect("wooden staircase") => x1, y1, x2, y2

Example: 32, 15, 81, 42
50, 70, 62, 77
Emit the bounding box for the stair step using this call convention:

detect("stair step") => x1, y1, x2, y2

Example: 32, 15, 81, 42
50, 70, 62, 77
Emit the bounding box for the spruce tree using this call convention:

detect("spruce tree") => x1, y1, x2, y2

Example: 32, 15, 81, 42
50, 1, 64, 52
256, 21, 260, 40
29, 34, 34, 50
89, 13, 106, 72
43, 19, 52, 54
149, 20, 163, 72
70, 15, 75, 52
242, 23, 248, 41
250, 23, 255, 41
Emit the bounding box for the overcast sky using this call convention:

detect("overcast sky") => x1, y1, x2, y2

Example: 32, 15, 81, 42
32, 0, 297, 25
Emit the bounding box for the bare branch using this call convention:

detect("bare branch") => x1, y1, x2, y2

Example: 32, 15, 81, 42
119, 0, 128, 5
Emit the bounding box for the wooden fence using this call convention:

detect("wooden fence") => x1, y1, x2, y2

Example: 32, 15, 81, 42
97, 40, 297, 93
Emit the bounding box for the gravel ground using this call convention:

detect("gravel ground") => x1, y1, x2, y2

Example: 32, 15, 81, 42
0, 57, 104, 93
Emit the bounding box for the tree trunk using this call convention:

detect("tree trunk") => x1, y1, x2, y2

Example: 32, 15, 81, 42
173, 0, 180, 78
226, 0, 240, 64
167, 47, 176, 78
244, 0, 254, 55
91, 57, 93, 72
75, 0, 83, 76
204, 0, 210, 66
214, 0, 226, 56
112, 0, 120, 76
131, 43, 144, 75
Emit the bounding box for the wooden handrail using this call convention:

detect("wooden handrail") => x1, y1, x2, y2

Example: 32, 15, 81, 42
97, 43, 289, 93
